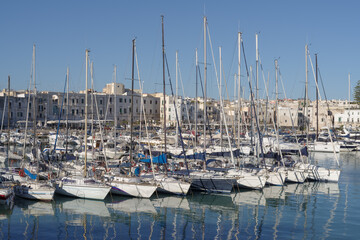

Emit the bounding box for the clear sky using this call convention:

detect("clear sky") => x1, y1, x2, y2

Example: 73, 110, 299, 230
0, 0, 359, 101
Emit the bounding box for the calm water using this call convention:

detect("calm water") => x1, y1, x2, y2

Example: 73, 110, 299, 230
0, 152, 358, 239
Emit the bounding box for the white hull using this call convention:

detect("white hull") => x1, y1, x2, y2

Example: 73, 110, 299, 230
56, 184, 110, 200
307, 166, 340, 182
308, 142, 340, 153
15, 184, 54, 201
286, 169, 308, 183
109, 182, 156, 198
156, 180, 191, 195
236, 174, 267, 190
266, 171, 286, 186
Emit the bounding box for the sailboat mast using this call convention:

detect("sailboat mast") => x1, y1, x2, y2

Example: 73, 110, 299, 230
203, 16, 207, 169
255, 33, 259, 132
237, 32, 242, 149
65, 67, 69, 156
175, 51, 178, 149
348, 73, 351, 103
84, 49, 89, 177
304, 44, 309, 145
32, 44, 37, 154
315, 54, 318, 140
161, 15, 167, 154
130, 39, 135, 163
114, 65, 117, 158
219, 47, 223, 151
7, 76, 10, 163
195, 49, 198, 150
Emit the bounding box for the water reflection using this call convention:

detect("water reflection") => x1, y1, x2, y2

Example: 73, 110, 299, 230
0, 179, 354, 239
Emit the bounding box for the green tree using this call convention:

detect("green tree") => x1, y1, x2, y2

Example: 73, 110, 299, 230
354, 80, 360, 103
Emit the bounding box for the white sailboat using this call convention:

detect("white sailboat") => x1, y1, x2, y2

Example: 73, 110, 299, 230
55, 50, 110, 200
14, 45, 55, 201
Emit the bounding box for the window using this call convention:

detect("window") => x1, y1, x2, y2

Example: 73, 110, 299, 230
100, 99, 103, 105
136, 108, 138, 113
124, 108, 127, 114
155, 100, 158, 104
64, 98, 67, 104
81, 98, 84, 104
120, 98, 123, 103
124, 99, 127, 103
18, 102, 21, 109
72, 109, 75, 115
72, 99, 75, 104
110, 108, 112, 114
76, 99, 79, 104
150, 100, 152, 104
150, 109, 152, 114
81, 109, 84, 115
144, 100, 146, 104
110, 98, 112, 103
155, 110, 157, 113
100, 110, 103, 115
129, 99, 131, 103
119, 108, 122, 114
76, 109, 79, 115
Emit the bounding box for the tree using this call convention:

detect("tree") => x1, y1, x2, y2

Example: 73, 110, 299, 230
354, 80, 360, 103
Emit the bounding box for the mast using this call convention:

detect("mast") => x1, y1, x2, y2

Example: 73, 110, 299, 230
315, 54, 318, 140
161, 15, 167, 154
255, 33, 259, 131
114, 65, 117, 158
203, 16, 207, 170
130, 39, 135, 163
304, 45, 309, 144
348, 73, 351, 103
7, 76, 10, 163
237, 32, 242, 149
219, 46, 223, 151
84, 49, 89, 178
175, 51, 178, 149
65, 67, 69, 156
275, 60, 279, 131
32, 44, 37, 156
195, 48, 198, 150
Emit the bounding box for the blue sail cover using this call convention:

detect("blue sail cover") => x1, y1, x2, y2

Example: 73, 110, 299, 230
24, 168, 37, 180
139, 153, 167, 164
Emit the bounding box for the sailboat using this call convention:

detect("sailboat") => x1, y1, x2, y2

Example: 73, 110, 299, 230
104, 40, 157, 198
14, 44, 55, 201
305, 47, 340, 182
55, 49, 111, 200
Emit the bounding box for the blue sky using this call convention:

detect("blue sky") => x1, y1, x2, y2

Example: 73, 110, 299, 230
0, 0, 359, 101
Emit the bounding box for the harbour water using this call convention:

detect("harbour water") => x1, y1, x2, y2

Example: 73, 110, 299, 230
0, 152, 358, 239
